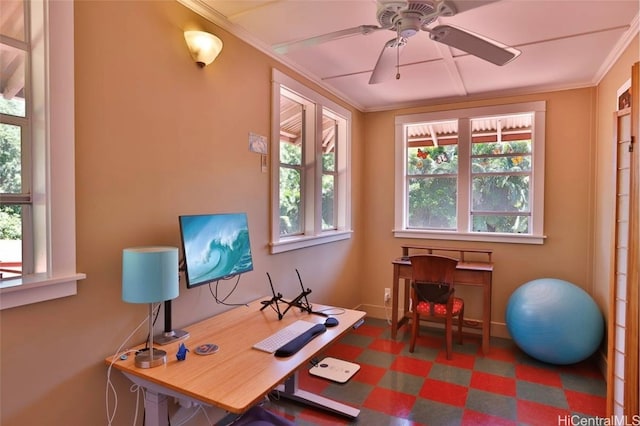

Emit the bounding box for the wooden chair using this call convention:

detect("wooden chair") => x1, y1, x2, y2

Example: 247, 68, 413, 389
409, 254, 464, 359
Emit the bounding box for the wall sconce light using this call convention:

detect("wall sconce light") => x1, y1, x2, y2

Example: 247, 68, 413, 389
184, 30, 223, 68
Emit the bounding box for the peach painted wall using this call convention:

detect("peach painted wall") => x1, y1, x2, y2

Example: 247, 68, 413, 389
360, 88, 598, 336
0, 0, 637, 424
0, 1, 364, 425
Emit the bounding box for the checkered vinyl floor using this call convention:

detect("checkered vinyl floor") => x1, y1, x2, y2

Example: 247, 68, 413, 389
263, 317, 606, 426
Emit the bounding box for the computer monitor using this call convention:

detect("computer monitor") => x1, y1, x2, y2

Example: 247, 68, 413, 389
156, 213, 255, 346
179, 212, 254, 288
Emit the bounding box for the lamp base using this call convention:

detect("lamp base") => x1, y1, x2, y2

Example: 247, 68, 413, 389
154, 329, 190, 346
135, 348, 167, 368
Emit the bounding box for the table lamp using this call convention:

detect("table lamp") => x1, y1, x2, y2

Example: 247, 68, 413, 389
122, 246, 179, 368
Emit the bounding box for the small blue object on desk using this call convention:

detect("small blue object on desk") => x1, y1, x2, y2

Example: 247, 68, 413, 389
176, 343, 189, 361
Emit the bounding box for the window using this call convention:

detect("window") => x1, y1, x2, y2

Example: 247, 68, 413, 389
270, 69, 352, 253
1, 0, 31, 279
0, 0, 85, 309
394, 101, 546, 244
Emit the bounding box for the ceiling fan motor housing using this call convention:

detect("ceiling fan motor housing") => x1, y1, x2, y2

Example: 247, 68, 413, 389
377, 0, 455, 38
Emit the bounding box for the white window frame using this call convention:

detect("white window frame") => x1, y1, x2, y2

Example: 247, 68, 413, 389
394, 101, 546, 244
270, 69, 352, 253
321, 112, 339, 231
0, 0, 85, 310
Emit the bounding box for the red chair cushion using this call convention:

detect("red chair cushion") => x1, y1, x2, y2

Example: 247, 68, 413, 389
416, 297, 464, 316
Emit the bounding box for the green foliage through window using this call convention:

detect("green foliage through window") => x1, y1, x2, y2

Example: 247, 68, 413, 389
403, 112, 535, 235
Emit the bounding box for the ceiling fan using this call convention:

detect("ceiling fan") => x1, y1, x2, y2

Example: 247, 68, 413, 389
272, 0, 521, 84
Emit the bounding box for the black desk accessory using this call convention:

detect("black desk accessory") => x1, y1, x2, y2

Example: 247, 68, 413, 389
260, 272, 285, 319
261, 269, 328, 320
274, 323, 326, 357
279, 269, 313, 318
324, 317, 339, 327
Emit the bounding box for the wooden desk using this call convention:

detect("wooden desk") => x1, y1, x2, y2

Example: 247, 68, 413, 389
391, 245, 493, 355
106, 298, 366, 425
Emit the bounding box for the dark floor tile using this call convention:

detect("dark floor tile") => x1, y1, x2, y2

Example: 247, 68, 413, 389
378, 369, 426, 396
516, 381, 568, 408
428, 363, 473, 386
362, 387, 417, 418
473, 357, 516, 377
340, 333, 375, 348
465, 388, 517, 420
453, 340, 481, 356
484, 346, 519, 363
560, 372, 607, 396
398, 343, 440, 361
264, 317, 606, 426
516, 399, 571, 425
435, 351, 477, 370
356, 348, 396, 369
410, 397, 464, 426
320, 379, 374, 408
354, 407, 422, 426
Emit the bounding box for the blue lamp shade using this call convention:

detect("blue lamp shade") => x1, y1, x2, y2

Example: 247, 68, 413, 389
122, 246, 179, 304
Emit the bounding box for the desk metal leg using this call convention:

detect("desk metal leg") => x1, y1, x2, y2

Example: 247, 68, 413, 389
144, 390, 169, 426
122, 372, 228, 426
274, 371, 360, 419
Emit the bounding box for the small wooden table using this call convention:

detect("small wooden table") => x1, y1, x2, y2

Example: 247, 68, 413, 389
106, 297, 366, 426
391, 245, 493, 355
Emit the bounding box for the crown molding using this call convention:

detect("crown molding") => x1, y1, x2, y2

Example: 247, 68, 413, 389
593, 12, 640, 85
177, 0, 366, 112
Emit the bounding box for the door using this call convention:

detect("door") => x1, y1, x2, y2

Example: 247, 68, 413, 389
607, 61, 639, 417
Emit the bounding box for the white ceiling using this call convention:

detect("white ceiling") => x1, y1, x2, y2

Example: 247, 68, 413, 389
180, 0, 640, 112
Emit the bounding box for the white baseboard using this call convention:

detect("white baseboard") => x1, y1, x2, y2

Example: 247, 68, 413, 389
358, 303, 511, 340
358, 304, 610, 378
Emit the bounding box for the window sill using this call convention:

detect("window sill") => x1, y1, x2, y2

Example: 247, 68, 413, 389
270, 230, 353, 254
0, 272, 87, 310
393, 229, 545, 245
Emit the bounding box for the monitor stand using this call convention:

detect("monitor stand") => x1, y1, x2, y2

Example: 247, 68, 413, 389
154, 300, 190, 345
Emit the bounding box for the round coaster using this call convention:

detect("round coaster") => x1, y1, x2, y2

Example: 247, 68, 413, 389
194, 343, 219, 355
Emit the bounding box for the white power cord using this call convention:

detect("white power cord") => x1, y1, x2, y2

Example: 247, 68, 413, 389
105, 303, 161, 426
383, 292, 392, 325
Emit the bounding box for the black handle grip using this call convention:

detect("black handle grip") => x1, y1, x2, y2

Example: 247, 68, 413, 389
274, 323, 326, 357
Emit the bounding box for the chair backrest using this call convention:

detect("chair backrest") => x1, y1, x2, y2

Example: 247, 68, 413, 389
409, 255, 458, 304
409, 254, 458, 285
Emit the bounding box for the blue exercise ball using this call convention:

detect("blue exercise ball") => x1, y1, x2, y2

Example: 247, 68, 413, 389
506, 278, 604, 365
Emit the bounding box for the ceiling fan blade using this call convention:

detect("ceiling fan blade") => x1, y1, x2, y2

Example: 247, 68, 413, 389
273, 25, 384, 54
369, 37, 407, 85
429, 24, 520, 66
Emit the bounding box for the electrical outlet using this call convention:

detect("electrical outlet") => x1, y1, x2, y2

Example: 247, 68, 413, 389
384, 288, 391, 303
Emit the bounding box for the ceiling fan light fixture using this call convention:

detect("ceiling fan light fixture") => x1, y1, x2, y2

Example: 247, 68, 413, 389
397, 16, 422, 38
